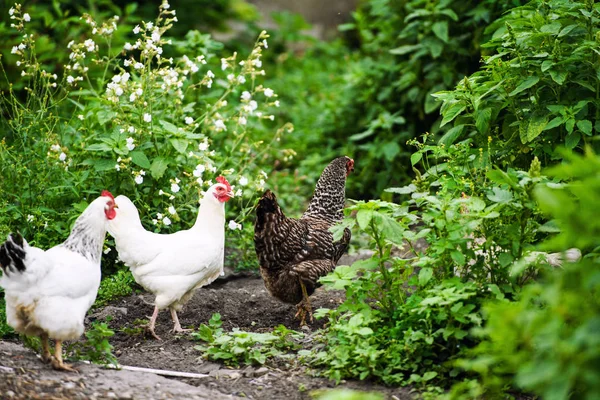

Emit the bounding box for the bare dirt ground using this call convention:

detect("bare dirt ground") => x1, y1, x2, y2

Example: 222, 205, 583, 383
0, 253, 414, 400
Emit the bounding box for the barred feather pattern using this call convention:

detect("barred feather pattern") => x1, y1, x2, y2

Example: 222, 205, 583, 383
0, 233, 26, 276
254, 156, 352, 305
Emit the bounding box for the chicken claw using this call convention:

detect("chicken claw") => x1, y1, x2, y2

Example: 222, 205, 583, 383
170, 308, 193, 334
40, 334, 52, 364
51, 341, 78, 373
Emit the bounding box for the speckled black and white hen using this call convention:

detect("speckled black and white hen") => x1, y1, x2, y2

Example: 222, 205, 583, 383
254, 156, 354, 325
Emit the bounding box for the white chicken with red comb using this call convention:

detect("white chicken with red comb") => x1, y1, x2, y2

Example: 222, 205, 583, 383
107, 177, 233, 339
0, 191, 117, 371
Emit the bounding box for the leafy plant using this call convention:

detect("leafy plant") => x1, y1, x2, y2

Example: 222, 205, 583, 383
67, 319, 118, 367
94, 267, 137, 308
193, 313, 303, 367
434, 0, 600, 165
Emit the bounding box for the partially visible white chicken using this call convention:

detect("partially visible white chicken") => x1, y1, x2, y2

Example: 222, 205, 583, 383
107, 177, 233, 339
0, 191, 116, 371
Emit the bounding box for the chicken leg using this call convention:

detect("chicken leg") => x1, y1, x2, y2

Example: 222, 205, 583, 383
170, 308, 192, 333
294, 280, 313, 326
50, 340, 77, 372
146, 305, 162, 340
40, 333, 51, 363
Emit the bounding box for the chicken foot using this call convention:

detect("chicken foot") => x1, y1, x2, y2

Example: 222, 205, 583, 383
294, 281, 314, 326
50, 340, 78, 372
170, 308, 192, 334
145, 305, 162, 340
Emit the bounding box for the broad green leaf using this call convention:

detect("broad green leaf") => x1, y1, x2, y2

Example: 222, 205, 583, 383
130, 151, 151, 169
410, 152, 423, 166
159, 120, 180, 134
389, 44, 420, 55
356, 209, 374, 230
544, 116, 564, 131
451, 250, 465, 266
565, 131, 580, 149
97, 110, 117, 125
509, 76, 539, 97
540, 22, 561, 34
541, 60, 554, 72
526, 114, 548, 143
549, 69, 567, 85
382, 142, 400, 161
438, 124, 464, 146
86, 143, 113, 152
487, 187, 513, 203
170, 138, 189, 154
150, 157, 169, 179
576, 120, 592, 136
440, 103, 466, 127
432, 21, 449, 42
380, 214, 405, 245
418, 268, 433, 286
82, 158, 116, 172
475, 108, 492, 134
422, 371, 438, 381
558, 24, 578, 37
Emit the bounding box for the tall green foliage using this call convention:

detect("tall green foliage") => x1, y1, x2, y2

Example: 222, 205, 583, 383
434, 0, 600, 166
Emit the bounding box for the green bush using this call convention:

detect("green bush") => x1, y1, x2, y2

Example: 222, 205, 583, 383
448, 149, 600, 399
434, 0, 600, 165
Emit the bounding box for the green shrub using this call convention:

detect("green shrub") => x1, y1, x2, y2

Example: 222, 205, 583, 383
447, 150, 600, 399
434, 0, 600, 166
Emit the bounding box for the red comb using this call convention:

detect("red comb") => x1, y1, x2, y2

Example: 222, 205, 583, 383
216, 176, 231, 191
101, 190, 115, 200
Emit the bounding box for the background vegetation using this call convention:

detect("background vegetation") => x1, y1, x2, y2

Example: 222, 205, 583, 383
1, 0, 598, 398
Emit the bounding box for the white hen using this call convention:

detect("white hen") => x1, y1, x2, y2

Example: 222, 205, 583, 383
107, 176, 233, 339
0, 191, 116, 371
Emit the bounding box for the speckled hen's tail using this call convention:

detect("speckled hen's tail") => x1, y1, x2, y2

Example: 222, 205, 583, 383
0, 233, 26, 275
255, 190, 280, 233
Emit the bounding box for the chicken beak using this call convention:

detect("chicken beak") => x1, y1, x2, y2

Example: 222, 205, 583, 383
226, 190, 234, 198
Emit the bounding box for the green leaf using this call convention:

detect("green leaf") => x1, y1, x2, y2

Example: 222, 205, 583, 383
440, 104, 466, 127
356, 209, 374, 230
558, 24, 578, 37
170, 138, 189, 154
540, 22, 561, 34
418, 268, 433, 286
544, 116, 564, 131
97, 110, 117, 125
130, 151, 151, 169
541, 60, 554, 72
525, 114, 548, 143
487, 187, 513, 203
159, 119, 180, 134
86, 143, 113, 152
389, 44, 420, 55
509, 76, 539, 97
432, 21, 449, 42
451, 251, 465, 266
422, 371, 438, 381
475, 108, 492, 134
410, 152, 423, 166
576, 120, 592, 136
385, 184, 417, 194
382, 142, 400, 161
438, 125, 464, 146
565, 131, 581, 149
549, 69, 567, 85
150, 157, 169, 179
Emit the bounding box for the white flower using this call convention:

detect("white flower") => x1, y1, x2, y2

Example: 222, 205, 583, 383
124, 42, 132, 50
214, 120, 226, 131
162, 1, 171, 9
241, 91, 251, 101
59, 152, 67, 161
235, 189, 242, 197
23, 13, 30, 22
114, 86, 123, 96
128, 126, 135, 133
115, 164, 121, 171
103, 247, 111, 254
136, 88, 143, 96
239, 176, 248, 186
262, 39, 268, 48
140, 170, 146, 176
147, 22, 154, 29
168, 205, 176, 215
208, 164, 217, 173
133, 25, 140, 34
135, 175, 143, 185
26, 214, 34, 222
264, 88, 274, 97
163, 217, 171, 226
157, 213, 163, 219
77, 115, 84, 120
274, 100, 280, 107
67, 76, 75, 84
11, 46, 18, 54
206, 70, 215, 78
228, 220, 242, 231
126, 137, 135, 151
237, 75, 246, 84
51, 144, 61, 151
268, 115, 275, 121
171, 183, 180, 193
196, 177, 203, 185
221, 58, 228, 70
249, 100, 258, 111
84, 39, 96, 52
134, 62, 144, 69
152, 219, 158, 225
143, 113, 152, 122
184, 116, 194, 125
151, 29, 160, 42
9, 7, 14, 16
239, 116, 247, 125
193, 164, 205, 177
18, 43, 26, 50
129, 93, 136, 102
198, 140, 209, 151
